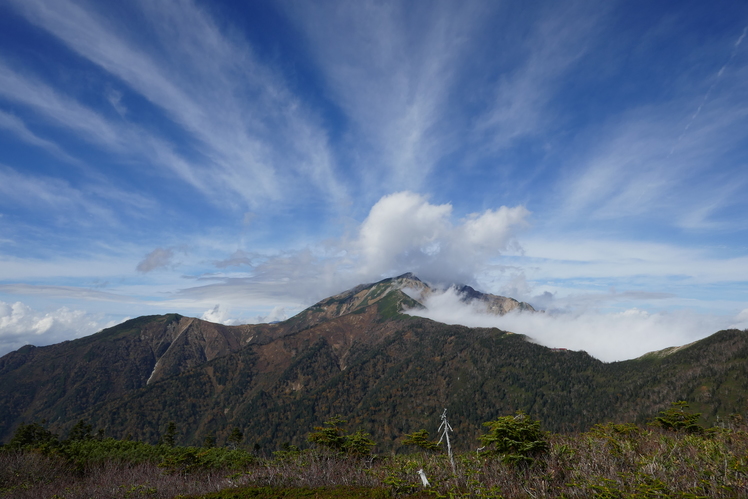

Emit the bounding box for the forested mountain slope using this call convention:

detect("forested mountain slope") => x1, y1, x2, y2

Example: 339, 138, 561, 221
1, 274, 746, 452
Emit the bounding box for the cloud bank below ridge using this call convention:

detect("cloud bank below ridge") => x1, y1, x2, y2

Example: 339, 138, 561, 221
406, 287, 748, 362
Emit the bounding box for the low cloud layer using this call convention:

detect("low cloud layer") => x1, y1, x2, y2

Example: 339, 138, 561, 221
406, 288, 744, 362
0, 301, 109, 356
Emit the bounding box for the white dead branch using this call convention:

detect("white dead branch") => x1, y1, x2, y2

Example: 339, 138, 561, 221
437, 408, 456, 474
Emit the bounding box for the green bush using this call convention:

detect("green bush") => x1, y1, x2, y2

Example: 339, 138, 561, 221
63, 438, 166, 465
307, 416, 376, 457
65, 419, 94, 442
307, 416, 348, 452
6, 421, 59, 450
650, 401, 705, 434
6, 433, 257, 474
343, 430, 376, 457
479, 411, 549, 466
227, 427, 244, 449
402, 429, 440, 452
158, 446, 256, 474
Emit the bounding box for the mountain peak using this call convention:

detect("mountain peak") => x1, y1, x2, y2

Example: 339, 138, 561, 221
282, 274, 425, 332
451, 284, 536, 315
292, 273, 534, 325
393, 272, 421, 281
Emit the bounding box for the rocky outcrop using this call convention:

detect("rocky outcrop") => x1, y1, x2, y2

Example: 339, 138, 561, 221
453, 284, 536, 315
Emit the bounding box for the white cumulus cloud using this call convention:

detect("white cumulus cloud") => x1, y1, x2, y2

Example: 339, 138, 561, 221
200, 304, 236, 325
731, 308, 748, 330
255, 306, 288, 324
354, 191, 529, 285
0, 301, 106, 356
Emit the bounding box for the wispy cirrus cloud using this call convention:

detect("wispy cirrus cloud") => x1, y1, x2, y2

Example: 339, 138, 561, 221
6, 0, 346, 210
285, 1, 610, 205
284, 0, 485, 195
559, 101, 748, 229
0, 59, 126, 148
519, 237, 748, 284
0, 283, 136, 303
556, 24, 748, 231
0, 165, 95, 212
0, 161, 159, 235
473, 3, 603, 154
0, 58, 212, 202
0, 110, 80, 164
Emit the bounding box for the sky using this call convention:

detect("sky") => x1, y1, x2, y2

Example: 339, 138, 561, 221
1, 0, 747, 361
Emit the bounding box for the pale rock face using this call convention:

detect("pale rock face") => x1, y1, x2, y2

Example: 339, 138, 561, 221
452, 284, 536, 315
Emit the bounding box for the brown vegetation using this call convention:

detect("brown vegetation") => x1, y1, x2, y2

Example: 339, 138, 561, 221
3, 414, 748, 498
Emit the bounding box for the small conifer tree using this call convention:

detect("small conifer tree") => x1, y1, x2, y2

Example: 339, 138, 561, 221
650, 401, 704, 434
203, 433, 216, 448
7, 421, 59, 449
307, 416, 347, 452
307, 416, 376, 457
479, 411, 549, 466
403, 429, 440, 452
67, 419, 93, 442
343, 429, 376, 457
227, 427, 244, 449
162, 421, 178, 447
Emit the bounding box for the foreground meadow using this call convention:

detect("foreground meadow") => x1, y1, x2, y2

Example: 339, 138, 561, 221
2, 407, 748, 498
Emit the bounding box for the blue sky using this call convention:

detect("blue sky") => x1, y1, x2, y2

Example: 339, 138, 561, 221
1, 0, 747, 360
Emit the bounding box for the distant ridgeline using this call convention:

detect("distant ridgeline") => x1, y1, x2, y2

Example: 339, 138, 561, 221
1, 273, 747, 451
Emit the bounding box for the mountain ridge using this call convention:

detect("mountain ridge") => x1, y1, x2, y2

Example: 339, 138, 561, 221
1, 274, 746, 452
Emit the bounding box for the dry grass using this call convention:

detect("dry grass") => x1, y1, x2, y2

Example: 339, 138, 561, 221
3, 426, 748, 498
0, 451, 232, 499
